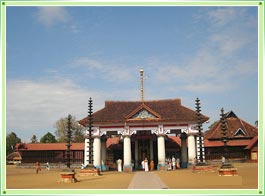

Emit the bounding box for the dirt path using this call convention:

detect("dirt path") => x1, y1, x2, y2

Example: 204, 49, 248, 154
5, 162, 258, 189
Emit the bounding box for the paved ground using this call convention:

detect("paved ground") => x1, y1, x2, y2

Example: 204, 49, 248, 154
128, 172, 168, 189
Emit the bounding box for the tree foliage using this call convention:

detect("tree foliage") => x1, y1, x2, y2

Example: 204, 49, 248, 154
54, 115, 85, 143
6, 132, 21, 155
40, 132, 57, 143
30, 134, 38, 143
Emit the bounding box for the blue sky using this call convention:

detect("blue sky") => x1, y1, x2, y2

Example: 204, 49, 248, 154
5, 6, 258, 142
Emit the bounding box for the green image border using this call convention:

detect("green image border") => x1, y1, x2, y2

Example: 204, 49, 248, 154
1, 0, 264, 195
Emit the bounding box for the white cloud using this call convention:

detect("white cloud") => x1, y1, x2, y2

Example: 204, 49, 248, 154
36, 7, 70, 27
70, 57, 136, 82
151, 7, 257, 93
6, 77, 142, 141
6, 79, 105, 141
72, 57, 104, 69
207, 7, 238, 27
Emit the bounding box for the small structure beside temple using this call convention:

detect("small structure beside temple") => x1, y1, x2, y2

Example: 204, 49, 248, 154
204, 110, 258, 160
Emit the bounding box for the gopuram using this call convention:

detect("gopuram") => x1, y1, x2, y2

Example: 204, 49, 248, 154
79, 69, 209, 171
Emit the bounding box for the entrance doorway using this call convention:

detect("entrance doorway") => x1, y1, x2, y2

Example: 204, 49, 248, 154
138, 139, 150, 161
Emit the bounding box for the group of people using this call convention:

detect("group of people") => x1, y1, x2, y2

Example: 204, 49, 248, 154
35, 162, 50, 174
166, 156, 180, 170
141, 158, 155, 172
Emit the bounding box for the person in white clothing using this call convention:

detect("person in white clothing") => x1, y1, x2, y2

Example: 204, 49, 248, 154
141, 160, 145, 171
144, 158, 149, 172
172, 156, 176, 170
117, 159, 122, 172
45, 162, 50, 171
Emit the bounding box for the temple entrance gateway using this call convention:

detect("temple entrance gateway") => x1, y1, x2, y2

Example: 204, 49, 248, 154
138, 139, 149, 163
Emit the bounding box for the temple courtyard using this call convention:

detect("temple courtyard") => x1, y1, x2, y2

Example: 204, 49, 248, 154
6, 162, 258, 189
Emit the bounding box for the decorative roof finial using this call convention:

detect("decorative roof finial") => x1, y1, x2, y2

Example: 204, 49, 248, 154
140, 69, 144, 103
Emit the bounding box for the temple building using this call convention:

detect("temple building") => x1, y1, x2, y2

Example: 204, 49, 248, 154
79, 99, 209, 171
204, 110, 258, 161
78, 69, 210, 171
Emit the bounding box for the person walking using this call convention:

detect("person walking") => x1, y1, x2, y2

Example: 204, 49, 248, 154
45, 162, 50, 171
35, 162, 41, 174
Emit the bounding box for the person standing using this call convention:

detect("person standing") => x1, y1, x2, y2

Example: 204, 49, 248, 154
141, 160, 145, 171
144, 158, 149, 172
117, 159, 122, 172
150, 160, 155, 171
168, 158, 172, 170
176, 158, 180, 169
222, 156, 225, 165
172, 156, 176, 170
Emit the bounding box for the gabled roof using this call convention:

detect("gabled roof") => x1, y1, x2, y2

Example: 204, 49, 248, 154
204, 110, 258, 140
125, 103, 161, 120
79, 99, 209, 125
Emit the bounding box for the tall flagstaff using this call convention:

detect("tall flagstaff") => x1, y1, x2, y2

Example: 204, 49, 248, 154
140, 69, 144, 103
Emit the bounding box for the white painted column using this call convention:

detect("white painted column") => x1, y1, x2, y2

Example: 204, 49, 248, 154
123, 136, 132, 171
84, 138, 90, 166
150, 139, 154, 161
157, 135, 166, 170
188, 134, 196, 164
93, 137, 101, 169
101, 139, 107, 171
135, 140, 138, 169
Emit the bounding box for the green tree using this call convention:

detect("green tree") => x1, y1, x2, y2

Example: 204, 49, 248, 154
54, 115, 85, 143
30, 134, 38, 143
40, 132, 57, 143
6, 132, 21, 155
255, 120, 258, 128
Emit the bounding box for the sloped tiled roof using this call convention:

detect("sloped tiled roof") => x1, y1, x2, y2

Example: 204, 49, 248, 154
106, 137, 120, 148
204, 139, 251, 147
244, 136, 258, 150
204, 110, 258, 140
168, 136, 181, 146
79, 99, 209, 125
16, 143, 84, 151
